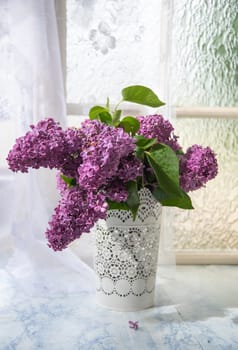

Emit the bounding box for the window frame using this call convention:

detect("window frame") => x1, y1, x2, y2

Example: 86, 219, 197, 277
56, 0, 238, 119
55, 0, 238, 264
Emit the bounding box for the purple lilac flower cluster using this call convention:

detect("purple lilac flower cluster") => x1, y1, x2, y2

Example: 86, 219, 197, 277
78, 120, 139, 191
117, 155, 143, 182
48, 120, 142, 250
138, 114, 182, 152
137, 114, 217, 192
60, 127, 84, 177
7, 118, 142, 251
102, 180, 128, 202
7, 119, 67, 172
179, 145, 218, 192
46, 187, 107, 251
7, 114, 218, 251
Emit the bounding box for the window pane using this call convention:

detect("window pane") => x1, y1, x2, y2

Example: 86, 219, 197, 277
170, 0, 238, 107
67, 0, 162, 104
174, 117, 238, 250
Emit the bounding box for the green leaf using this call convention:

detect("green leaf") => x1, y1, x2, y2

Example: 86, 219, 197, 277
176, 149, 185, 156
107, 200, 129, 211
135, 135, 157, 149
99, 111, 112, 125
121, 85, 165, 107
135, 147, 145, 160
135, 135, 157, 160
153, 187, 193, 209
145, 144, 194, 209
145, 144, 180, 195
126, 181, 140, 220
119, 116, 140, 136
60, 174, 77, 188
89, 106, 108, 120
112, 109, 122, 125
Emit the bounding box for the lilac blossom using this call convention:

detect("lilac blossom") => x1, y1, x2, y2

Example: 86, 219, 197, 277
56, 171, 69, 196
7, 118, 67, 172
59, 127, 84, 177
46, 186, 107, 251
138, 114, 182, 152
7, 119, 84, 175
103, 180, 128, 202
128, 321, 139, 330
179, 144, 218, 192
6, 114, 219, 252
117, 155, 143, 182
78, 120, 136, 191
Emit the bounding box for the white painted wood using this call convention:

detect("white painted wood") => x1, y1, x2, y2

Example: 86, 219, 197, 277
67, 104, 238, 119
176, 107, 238, 119
176, 250, 238, 265
67, 102, 147, 116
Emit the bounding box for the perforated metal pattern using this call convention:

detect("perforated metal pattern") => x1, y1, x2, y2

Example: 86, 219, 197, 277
95, 188, 162, 297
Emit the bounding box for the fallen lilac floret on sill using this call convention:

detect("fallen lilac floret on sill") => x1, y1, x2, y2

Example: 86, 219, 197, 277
128, 320, 139, 330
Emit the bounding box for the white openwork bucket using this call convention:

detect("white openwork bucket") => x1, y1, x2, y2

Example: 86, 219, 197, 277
95, 188, 162, 311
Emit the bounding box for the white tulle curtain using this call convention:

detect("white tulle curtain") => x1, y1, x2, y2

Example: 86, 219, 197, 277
0, 0, 95, 295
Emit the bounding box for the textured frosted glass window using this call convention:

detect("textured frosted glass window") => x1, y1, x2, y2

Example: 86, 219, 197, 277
174, 118, 238, 250
170, 1, 238, 253
67, 0, 161, 104
170, 0, 238, 107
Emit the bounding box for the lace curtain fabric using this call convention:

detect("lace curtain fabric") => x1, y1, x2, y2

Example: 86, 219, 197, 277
0, 0, 175, 297
0, 0, 96, 296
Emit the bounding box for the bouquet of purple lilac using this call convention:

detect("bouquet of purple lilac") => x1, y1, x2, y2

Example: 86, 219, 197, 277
7, 86, 218, 251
